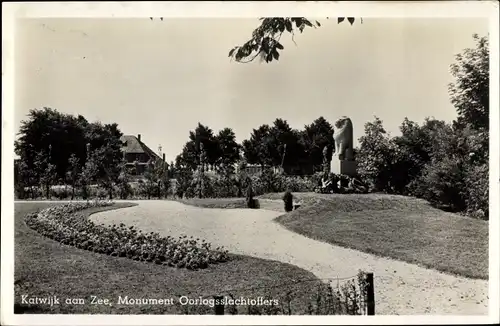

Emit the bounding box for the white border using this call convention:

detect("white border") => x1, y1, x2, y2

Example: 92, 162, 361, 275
2, 1, 499, 325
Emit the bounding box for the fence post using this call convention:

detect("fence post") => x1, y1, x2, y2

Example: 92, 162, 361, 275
214, 295, 224, 315
366, 273, 375, 315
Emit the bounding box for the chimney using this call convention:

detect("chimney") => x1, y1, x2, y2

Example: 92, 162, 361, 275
162, 153, 166, 162
137, 134, 141, 142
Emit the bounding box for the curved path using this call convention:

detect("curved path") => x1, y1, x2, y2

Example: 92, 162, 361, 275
90, 200, 488, 315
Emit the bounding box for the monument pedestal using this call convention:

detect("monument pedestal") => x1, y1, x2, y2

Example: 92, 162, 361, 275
330, 158, 358, 177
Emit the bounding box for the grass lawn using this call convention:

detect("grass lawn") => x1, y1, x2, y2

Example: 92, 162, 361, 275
14, 202, 326, 315
260, 192, 489, 280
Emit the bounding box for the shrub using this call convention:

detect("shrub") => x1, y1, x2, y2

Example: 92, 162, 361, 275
283, 191, 294, 212
49, 185, 71, 200
464, 163, 489, 219
212, 174, 239, 198
25, 202, 230, 270
408, 157, 467, 212
246, 181, 257, 209
283, 176, 316, 192
118, 181, 133, 199
188, 170, 214, 198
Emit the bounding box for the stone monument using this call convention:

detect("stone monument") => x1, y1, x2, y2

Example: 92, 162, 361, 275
330, 116, 358, 177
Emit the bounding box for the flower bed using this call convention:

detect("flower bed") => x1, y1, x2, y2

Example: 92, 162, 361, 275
25, 201, 230, 270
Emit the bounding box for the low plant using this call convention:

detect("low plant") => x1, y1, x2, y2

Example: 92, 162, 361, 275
246, 181, 258, 209
283, 191, 294, 212
25, 201, 230, 270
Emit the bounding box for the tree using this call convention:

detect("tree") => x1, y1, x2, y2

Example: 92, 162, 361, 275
214, 127, 241, 173
87, 123, 124, 200
116, 162, 132, 199
140, 163, 158, 199
178, 123, 220, 171
449, 34, 489, 132
242, 124, 274, 167
66, 154, 81, 200
389, 117, 448, 194
356, 117, 396, 192
15, 107, 89, 181
268, 118, 303, 173
300, 116, 335, 174
228, 17, 359, 63
33, 150, 57, 199
79, 152, 99, 199
15, 160, 37, 199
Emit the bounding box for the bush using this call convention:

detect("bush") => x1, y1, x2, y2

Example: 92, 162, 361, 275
464, 163, 489, 219
283, 191, 294, 212
246, 182, 258, 209
283, 176, 316, 192
25, 202, 230, 270
49, 185, 71, 200
212, 174, 239, 198
408, 157, 467, 212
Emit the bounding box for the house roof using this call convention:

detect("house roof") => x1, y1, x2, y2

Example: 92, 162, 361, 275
120, 135, 161, 161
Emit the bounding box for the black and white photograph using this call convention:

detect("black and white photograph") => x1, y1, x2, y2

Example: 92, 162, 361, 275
2, 1, 499, 325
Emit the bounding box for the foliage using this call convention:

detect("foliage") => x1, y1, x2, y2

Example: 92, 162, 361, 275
464, 163, 489, 219
79, 153, 100, 199
66, 154, 81, 200
89, 124, 125, 200
300, 117, 335, 174
14, 107, 125, 200
229, 17, 359, 63
116, 163, 133, 199
177, 123, 241, 172
409, 156, 467, 212
356, 117, 396, 192
15, 160, 37, 199
449, 34, 489, 132
25, 202, 230, 270
190, 169, 214, 199
246, 179, 258, 209
33, 151, 57, 198
283, 191, 294, 212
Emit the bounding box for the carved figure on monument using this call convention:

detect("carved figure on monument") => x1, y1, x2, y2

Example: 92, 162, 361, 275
332, 116, 354, 161
330, 116, 357, 177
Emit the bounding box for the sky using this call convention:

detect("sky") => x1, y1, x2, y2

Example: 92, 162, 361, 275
14, 18, 489, 162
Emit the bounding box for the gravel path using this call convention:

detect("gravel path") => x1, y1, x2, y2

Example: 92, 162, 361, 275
90, 200, 488, 315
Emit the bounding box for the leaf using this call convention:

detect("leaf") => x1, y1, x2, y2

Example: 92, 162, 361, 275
304, 20, 313, 27
272, 50, 280, 61
276, 42, 284, 50
292, 17, 302, 28
338, 17, 345, 24
316, 20, 321, 27
348, 17, 355, 25
285, 20, 293, 32
228, 48, 236, 58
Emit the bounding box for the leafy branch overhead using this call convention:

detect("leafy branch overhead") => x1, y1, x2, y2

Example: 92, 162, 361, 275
228, 17, 359, 63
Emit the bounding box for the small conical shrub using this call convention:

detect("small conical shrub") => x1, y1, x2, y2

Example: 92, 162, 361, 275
246, 183, 256, 209
283, 190, 294, 212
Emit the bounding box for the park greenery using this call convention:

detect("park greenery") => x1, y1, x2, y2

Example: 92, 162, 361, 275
25, 201, 230, 270
14, 34, 489, 219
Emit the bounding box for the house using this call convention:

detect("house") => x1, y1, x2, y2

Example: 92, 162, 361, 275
120, 134, 166, 176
